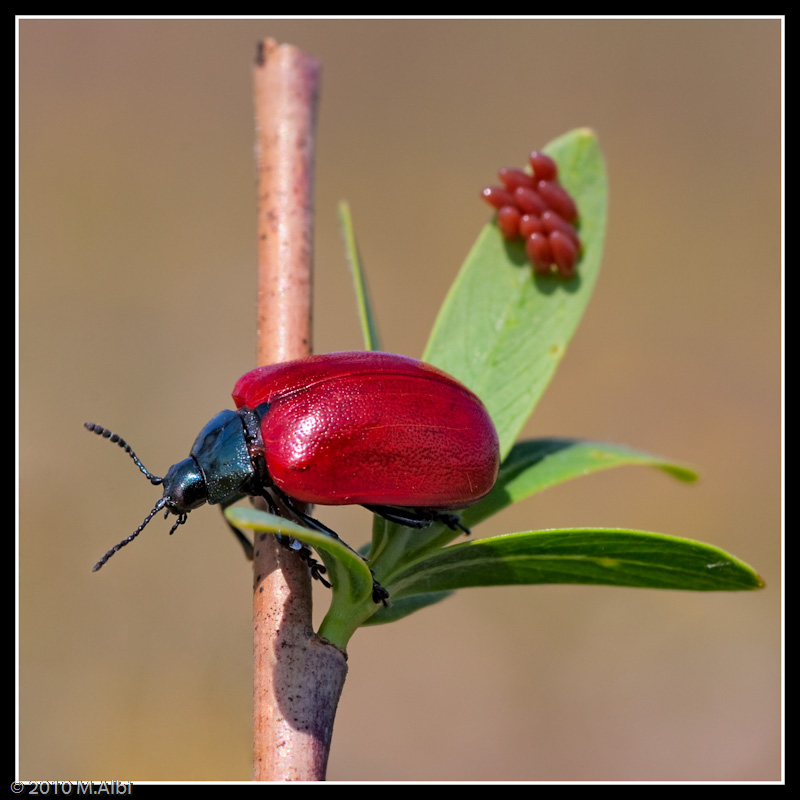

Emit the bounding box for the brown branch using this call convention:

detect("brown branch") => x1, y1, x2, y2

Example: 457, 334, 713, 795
251, 38, 347, 782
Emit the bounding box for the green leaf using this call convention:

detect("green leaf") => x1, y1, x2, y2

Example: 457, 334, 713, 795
386, 529, 765, 598
360, 591, 454, 626
423, 129, 608, 459
224, 506, 379, 648
339, 200, 381, 351
464, 438, 699, 527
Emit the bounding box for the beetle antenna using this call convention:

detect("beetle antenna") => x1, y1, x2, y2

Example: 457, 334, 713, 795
84, 422, 164, 485
92, 497, 168, 572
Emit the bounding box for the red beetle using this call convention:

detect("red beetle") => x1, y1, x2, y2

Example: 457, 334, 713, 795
86, 351, 500, 601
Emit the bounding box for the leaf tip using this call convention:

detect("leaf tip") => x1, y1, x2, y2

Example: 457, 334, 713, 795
662, 464, 701, 483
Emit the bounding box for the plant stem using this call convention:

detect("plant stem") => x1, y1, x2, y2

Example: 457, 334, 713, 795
251, 37, 347, 782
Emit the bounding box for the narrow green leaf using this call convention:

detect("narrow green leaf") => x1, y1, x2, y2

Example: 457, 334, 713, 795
360, 591, 454, 626
339, 200, 381, 351
463, 438, 699, 527
423, 129, 608, 459
387, 529, 765, 598
224, 506, 375, 605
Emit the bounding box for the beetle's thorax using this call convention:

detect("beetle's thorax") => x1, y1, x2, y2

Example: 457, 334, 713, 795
161, 405, 274, 514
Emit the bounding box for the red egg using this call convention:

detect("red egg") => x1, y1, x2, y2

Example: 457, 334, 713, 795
513, 186, 549, 216
548, 231, 578, 277
498, 167, 537, 192
497, 205, 522, 239
528, 151, 558, 181
536, 180, 578, 222
526, 232, 554, 274
481, 185, 516, 209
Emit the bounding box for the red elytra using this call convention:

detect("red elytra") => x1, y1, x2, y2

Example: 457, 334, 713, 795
232, 351, 500, 509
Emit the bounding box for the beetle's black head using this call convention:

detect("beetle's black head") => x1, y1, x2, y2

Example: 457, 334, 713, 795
85, 411, 257, 572
84, 422, 211, 572
161, 457, 208, 514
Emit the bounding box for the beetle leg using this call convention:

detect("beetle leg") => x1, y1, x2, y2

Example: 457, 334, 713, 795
362, 505, 431, 529
275, 535, 386, 605
260, 490, 281, 516
269, 489, 391, 605
218, 495, 333, 590
223, 515, 255, 560
371, 581, 390, 606
275, 537, 332, 588
216, 497, 255, 560
432, 512, 471, 535
362, 505, 471, 535
271, 489, 341, 540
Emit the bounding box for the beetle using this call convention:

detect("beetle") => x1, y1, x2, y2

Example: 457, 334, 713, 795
85, 351, 500, 602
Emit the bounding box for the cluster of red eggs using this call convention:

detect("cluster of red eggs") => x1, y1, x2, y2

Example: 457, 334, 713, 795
481, 151, 581, 278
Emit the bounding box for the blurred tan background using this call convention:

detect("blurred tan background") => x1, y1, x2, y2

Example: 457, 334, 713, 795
19, 19, 781, 782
